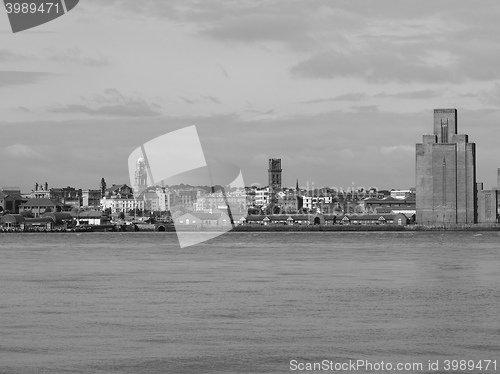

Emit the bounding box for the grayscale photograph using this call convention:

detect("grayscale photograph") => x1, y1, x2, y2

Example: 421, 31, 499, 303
1, 1, 499, 373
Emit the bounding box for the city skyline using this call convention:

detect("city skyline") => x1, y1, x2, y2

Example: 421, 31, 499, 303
3, 1, 500, 192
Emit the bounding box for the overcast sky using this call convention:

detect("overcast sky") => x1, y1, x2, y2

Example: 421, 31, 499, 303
2, 1, 500, 193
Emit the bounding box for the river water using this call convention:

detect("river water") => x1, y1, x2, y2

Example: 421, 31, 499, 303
1, 232, 499, 373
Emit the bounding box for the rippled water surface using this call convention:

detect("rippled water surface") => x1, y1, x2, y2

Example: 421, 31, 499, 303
1, 232, 499, 373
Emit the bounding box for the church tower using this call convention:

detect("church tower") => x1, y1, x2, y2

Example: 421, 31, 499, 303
268, 158, 282, 190
416, 109, 477, 225
135, 157, 148, 194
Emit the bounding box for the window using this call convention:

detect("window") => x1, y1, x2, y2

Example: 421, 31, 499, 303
485, 194, 492, 219
441, 120, 449, 143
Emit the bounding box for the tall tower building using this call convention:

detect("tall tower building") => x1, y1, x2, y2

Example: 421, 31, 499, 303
416, 109, 477, 225
268, 158, 282, 190
135, 157, 148, 194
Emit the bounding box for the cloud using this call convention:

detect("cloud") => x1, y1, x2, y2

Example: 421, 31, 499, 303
47, 89, 162, 117
47, 48, 110, 67
181, 97, 197, 105
375, 89, 441, 99
48, 103, 160, 117
302, 93, 369, 104
202, 13, 312, 46
380, 145, 414, 155
243, 108, 274, 115
84, 0, 178, 19
216, 64, 230, 79
4, 143, 42, 159
205, 95, 221, 104
180, 94, 222, 105
454, 83, 500, 107
0, 49, 28, 62
336, 148, 355, 160
290, 49, 459, 83
351, 105, 378, 113
303, 90, 441, 104
0, 71, 55, 87
288, 4, 500, 84
83, 1, 347, 49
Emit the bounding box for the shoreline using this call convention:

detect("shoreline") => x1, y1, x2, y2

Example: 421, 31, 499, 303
231, 225, 500, 232
2, 224, 500, 233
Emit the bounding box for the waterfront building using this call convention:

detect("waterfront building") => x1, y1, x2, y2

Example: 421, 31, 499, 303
302, 192, 334, 211
194, 188, 247, 213
276, 189, 302, 213
243, 214, 313, 226
156, 188, 171, 212
362, 196, 416, 215
49, 186, 81, 207
339, 213, 414, 226
242, 213, 338, 226
245, 187, 257, 207
254, 187, 270, 207
100, 196, 145, 214
0, 214, 25, 229
177, 190, 197, 208
142, 191, 160, 212
71, 210, 109, 226
416, 109, 477, 225
476, 168, 500, 223
0, 212, 74, 230
19, 198, 70, 218
30, 183, 90, 207
390, 189, 415, 200
477, 187, 499, 223
174, 211, 231, 227
82, 189, 101, 209
99, 183, 139, 213
104, 184, 134, 199
31, 182, 51, 199
39, 212, 74, 230
0, 187, 26, 214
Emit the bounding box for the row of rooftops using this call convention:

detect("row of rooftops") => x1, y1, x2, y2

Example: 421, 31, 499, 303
363, 196, 416, 203
243, 213, 415, 221
1, 211, 108, 225
178, 211, 415, 222
3, 196, 416, 218
1, 212, 75, 225
2, 185, 415, 201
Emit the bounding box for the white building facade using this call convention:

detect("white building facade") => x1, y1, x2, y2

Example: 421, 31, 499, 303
101, 197, 145, 213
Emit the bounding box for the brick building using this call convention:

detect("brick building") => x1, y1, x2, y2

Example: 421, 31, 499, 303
416, 109, 477, 225
476, 168, 500, 223
477, 187, 499, 223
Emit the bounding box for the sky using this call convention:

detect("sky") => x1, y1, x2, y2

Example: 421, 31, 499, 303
2, 0, 500, 193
